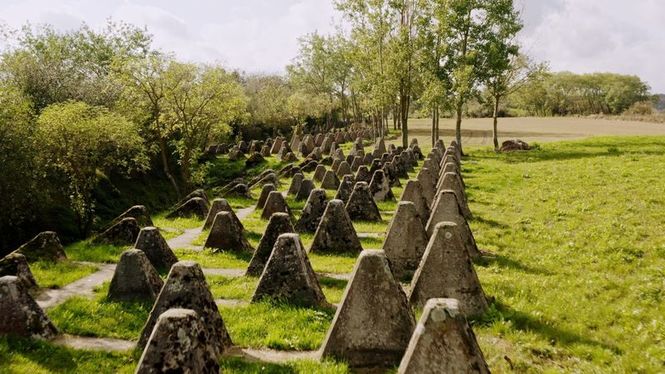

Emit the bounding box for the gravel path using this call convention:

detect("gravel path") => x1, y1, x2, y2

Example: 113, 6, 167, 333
36, 264, 116, 309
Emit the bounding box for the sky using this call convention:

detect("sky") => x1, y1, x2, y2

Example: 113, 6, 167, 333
1, 0, 664, 92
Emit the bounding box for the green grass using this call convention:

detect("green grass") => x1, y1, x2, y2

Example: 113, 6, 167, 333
31, 260, 98, 289
309, 252, 358, 274
352, 219, 391, 234
174, 248, 252, 269
220, 357, 348, 373
0, 337, 136, 373
64, 241, 130, 263
465, 136, 665, 372
47, 283, 151, 340
152, 214, 203, 231
220, 301, 334, 350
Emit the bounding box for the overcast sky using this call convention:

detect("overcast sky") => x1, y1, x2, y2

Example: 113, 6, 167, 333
1, 0, 664, 92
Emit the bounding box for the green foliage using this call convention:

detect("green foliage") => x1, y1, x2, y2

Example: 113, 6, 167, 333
35, 101, 147, 235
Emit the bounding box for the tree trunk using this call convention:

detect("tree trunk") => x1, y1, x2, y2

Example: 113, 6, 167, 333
493, 95, 500, 151
400, 93, 409, 148
455, 98, 464, 155
159, 137, 181, 198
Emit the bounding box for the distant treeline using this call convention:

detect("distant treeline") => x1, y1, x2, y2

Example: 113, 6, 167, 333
505, 71, 652, 116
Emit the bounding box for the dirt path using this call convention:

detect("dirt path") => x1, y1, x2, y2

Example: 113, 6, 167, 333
226, 346, 319, 363
36, 264, 116, 309
52, 334, 135, 351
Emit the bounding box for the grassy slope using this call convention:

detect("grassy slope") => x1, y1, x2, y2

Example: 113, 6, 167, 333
468, 136, 665, 372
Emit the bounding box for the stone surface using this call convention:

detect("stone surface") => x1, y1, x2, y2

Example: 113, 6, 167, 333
500, 139, 531, 152
400, 180, 430, 226
320, 170, 340, 190
439, 172, 472, 218
321, 250, 415, 368
417, 167, 437, 208
409, 222, 488, 316
383, 161, 402, 188
345, 182, 382, 222
204, 212, 254, 253
257, 183, 276, 210
109, 205, 153, 228
374, 138, 387, 155
14, 231, 67, 262
398, 298, 490, 374
336, 161, 352, 178
92, 218, 141, 246
261, 191, 291, 220
252, 234, 328, 308
166, 197, 209, 219
108, 249, 164, 302
226, 183, 251, 198
369, 170, 395, 202
295, 179, 315, 201
334, 174, 355, 204
383, 202, 428, 280
246, 213, 295, 277
175, 189, 209, 207
136, 308, 220, 374
245, 152, 265, 167
355, 165, 371, 183
426, 190, 480, 258
0, 253, 37, 289
287, 173, 304, 196
310, 200, 363, 254
313, 165, 327, 182
295, 189, 328, 233
134, 227, 179, 271
138, 261, 233, 356
0, 275, 58, 339
204, 198, 243, 231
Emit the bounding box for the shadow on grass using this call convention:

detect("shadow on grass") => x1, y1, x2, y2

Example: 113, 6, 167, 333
476, 254, 553, 276
210, 249, 254, 263
478, 301, 622, 355
221, 357, 297, 374
318, 277, 348, 290
472, 215, 510, 230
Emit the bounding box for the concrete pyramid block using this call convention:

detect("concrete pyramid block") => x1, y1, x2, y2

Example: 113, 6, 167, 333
93, 217, 140, 246
310, 200, 363, 254
137, 308, 220, 373
442, 162, 465, 188
409, 222, 488, 316
350, 156, 363, 172
252, 234, 328, 308
109, 205, 153, 228
383, 202, 428, 279
369, 170, 395, 202
438, 172, 472, 218
204, 198, 243, 231
261, 191, 291, 220
14, 231, 66, 262
0, 253, 37, 289
0, 275, 58, 339
295, 179, 315, 201
134, 227, 179, 271
301, 160, 319, 173
313, 164, 327, 182
108, 249, 164, 302
166, 197, 209, 219
398, 298, 490, 374
400, 180, 430, 226
257, 183, 276, 209
383, 161, 402, 187
374, 137, 387, 155
321, 170, 340, 190
423, 157, 440, 178
174, 189, 209, 207
417, 167, 437, 208
392, 155, 410, 179
204, 212, 254, 253
138, 261, 232, 356
331, 159, 342, 174
321, 250, 415, 368
336, 161, 352, 178
295, 189, 328, 233
334, 174, 355, 204
345, 182, 382, 222
355, 165, 372, 183
288, 173, 304, 196
426, 190, 480, 258
247, 213, 295, 276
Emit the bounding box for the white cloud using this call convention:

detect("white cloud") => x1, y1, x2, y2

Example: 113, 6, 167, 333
1, 0, 663, 92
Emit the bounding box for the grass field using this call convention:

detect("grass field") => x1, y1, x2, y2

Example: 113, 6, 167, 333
3, 132, 665, 373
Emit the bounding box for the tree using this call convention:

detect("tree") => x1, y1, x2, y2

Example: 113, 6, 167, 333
35, 102, 148, 235
161, 62, 248, 188
481, 0, 524, 150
